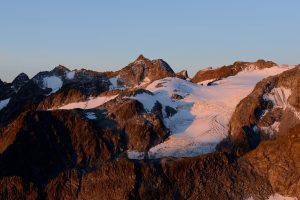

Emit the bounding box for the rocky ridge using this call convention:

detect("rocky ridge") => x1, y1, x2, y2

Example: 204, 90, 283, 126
0, 57, 299, 199
191, 59, 276, 84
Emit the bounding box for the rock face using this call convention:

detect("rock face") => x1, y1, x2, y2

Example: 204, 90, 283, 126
115, 55, 175, 87
103, 92, 169, 153
243, 124, 300, 198
12, 73, 30, 91
216, 66, 300, 198
0, 110, 122, 188
41, 153, 274, 200
0, 70, 111, 126
228, 66, 300, 152
176, 70, 189, 80
0, 176, 38, 200
191, 60, 275, 83
0, 73, 29, 101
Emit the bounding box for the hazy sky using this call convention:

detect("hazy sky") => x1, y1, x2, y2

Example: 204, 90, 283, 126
1, 1, 300, 81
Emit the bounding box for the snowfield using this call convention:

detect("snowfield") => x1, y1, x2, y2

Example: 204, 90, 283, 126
127, 65, 293, 159
56, 95, 118, 110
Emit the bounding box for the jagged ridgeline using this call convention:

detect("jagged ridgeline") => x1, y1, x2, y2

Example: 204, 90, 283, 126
0, 56, 299, 199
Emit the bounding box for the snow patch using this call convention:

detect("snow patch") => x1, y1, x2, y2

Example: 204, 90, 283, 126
264, 87, 292, 109
109, 77, 118, 90
86, 112, 97, 120
109, 77, 125, 90
56, 95, 118, 110
66, 71, 75, 79
263, 87, 300, 120
128, 93, 157, 112
43, 76, 63, 94
127, 150, 145, 159
0, 98, 10, 111
197, 79, 216, 86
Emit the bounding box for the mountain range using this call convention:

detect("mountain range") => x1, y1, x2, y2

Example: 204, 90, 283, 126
0, 55, 299, 200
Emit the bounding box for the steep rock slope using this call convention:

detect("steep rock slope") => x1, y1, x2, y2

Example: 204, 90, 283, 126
0, 73, 29, 100
0, 67, 112, 126
191, 60, 276, 84
0, 110, 123, 188
42, 153, 274, 200
112, 54, 176, 87
243, 124, 300, 198
0, 176, 38, 200
0, 73, 30, 113
228, 65, 300, 152
103, 92, 169, 153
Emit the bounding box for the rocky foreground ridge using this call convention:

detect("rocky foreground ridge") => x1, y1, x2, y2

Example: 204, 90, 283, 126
0, 56, 299, 199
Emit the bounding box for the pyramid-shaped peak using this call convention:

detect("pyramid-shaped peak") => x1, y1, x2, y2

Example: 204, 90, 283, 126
12, 72, 29, 90
136, 54, 146, 60
15, 72, 29, 79
52, 65, 70, 72
12, 73, 29, 83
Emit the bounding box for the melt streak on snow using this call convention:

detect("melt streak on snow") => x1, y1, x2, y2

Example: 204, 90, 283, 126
57, 95, 118, 110
43, 76, 63, 94
264, 87, 292, 110
263, 86, 300, 120
129, 65, 292, 159
0, 98, 10, 111
261, 87, 300, 135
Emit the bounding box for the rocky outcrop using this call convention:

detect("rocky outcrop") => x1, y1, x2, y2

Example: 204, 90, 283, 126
0, 94, 169, 194
103, 91, 169, 153
36, 79, 111, 110
243, 124, 300, 198
12, 73, 29, 91
176, 70, 189, 80
0, 68, 112, 125
0, 110, 123, 188
0, 73, 29, 101
0, 176, 38, 200
0, 80, 48, 126
192, 60, 276, 83
42, 153, 273, 200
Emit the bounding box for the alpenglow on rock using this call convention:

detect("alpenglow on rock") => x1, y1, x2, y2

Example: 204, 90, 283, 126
0, 57, 299, 199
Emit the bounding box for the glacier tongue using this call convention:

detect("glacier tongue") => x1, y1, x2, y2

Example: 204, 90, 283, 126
134, 65, 293, 159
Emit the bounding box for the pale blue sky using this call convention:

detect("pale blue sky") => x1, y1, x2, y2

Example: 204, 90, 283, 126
1, 1, 299, 81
